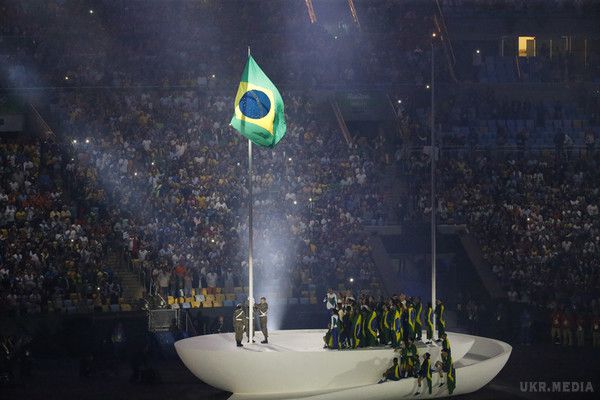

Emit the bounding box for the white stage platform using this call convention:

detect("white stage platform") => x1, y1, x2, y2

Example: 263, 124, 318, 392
175, 330, 511, 400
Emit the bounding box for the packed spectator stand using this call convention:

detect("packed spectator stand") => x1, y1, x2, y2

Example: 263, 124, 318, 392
53, 89, 383, 310
0, 1, 599, 354
0, 133, 125, 314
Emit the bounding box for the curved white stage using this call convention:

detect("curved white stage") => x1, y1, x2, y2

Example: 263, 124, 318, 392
175, 330, 511, 399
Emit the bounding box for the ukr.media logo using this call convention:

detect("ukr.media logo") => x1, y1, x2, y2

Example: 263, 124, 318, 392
520, 381, 594, 393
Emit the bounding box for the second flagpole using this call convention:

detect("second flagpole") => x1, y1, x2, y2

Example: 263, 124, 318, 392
247, 46, 254, 343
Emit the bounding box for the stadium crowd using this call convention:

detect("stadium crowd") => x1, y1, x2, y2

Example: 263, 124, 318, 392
408, 151, 600, 347
0, 140, 122, 314
52, 89, 385, 302
395, 86, 600, 150
412, 153, 600, 304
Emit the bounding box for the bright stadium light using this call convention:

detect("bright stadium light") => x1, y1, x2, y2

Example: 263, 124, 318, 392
476, 49, 481, 54
151, 161, 155, 166
432, 32, 437, 37
293, 200, 297, 205
426, 84, 431, 89
134, 172, 138, 176
288, 157, 292, 161
64, 76, 69, 81
89, 9, 94, 14
349, 277, 354, 283
72, 139, 77, 144
397, 99, 402, 104
85, 139, 90, 144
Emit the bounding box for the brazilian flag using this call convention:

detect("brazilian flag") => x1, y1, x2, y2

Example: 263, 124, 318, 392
230, 55, 286, 148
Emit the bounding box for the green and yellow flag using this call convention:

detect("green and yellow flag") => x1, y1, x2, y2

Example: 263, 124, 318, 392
230, 55, 286, 148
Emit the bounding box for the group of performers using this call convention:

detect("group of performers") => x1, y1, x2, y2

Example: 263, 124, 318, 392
323, 291, 455, 394
379, 348, 455, 395
323, 291, 445, 349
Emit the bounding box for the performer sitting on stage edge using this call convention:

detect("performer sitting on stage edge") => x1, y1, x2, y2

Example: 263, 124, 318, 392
378, 357, 401, 383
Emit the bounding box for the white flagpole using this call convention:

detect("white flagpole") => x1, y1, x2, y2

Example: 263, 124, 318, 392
247, 46, 254, 343
430, 36, 437, 336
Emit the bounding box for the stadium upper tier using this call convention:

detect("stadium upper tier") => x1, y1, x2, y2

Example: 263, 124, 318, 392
1, 0, 599, 89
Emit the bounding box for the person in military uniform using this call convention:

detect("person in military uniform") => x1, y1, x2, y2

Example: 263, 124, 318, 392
255, 297, 269, 344
378, 357, 401, 383
233, 304, 245, 347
